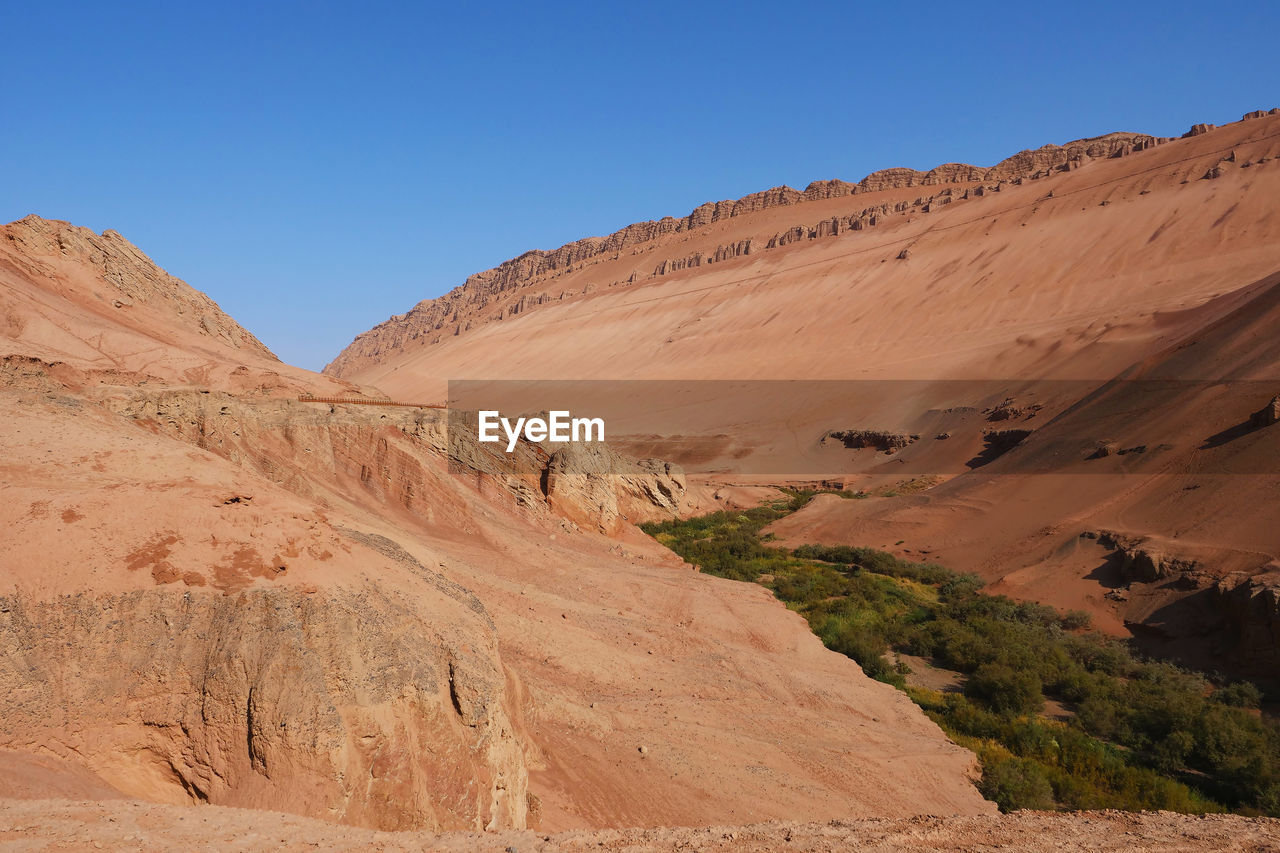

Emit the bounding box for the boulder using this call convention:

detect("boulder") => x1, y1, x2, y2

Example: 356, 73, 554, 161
823, 429, 919, 453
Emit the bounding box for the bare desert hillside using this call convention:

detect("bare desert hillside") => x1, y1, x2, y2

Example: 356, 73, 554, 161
328, 111, 1280, 396
0, 216, 990, 832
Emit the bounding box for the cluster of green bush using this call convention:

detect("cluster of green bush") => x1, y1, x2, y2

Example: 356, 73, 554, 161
644, 493, 810, 582
641, 491, 1280, 815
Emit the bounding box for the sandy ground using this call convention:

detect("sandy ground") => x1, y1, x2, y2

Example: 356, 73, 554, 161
1, 799, 1277, 852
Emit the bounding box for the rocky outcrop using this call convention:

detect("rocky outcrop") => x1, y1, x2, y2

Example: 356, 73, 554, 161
1202, 158, 1235, 180
710, 239, 753, 264
984, 398, 1043, 421
1089, 440, 1121, 459
1211, 570, 1280, 675
104, 386, 688, 541
822, 429, 919, 453
653, 252, 703, 276
541, 443, 687, 534
766, 225, 810, 249
1250, 395, 1280, 427
981, 428, 1032, 450
0, 583, 527, 832
1092, 531, 1201, 582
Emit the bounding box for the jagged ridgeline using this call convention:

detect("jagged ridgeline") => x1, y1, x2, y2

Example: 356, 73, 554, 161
325, 129, 1177, 376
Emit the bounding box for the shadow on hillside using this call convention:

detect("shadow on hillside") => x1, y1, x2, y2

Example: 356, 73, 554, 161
1083, 553, 1127, 590
1200, 419, 1262, 449
965, 429, 1033, 469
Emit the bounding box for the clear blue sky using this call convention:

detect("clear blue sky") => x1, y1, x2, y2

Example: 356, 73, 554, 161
3, 1, 1278, 370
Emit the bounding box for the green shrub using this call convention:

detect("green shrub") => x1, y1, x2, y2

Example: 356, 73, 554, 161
978, 752, 1055, 811
817, 616, 893, 679
965, 663, 1044, 716
1060, 609, 1092, 630
939, 573, 985, 599
1215, 681, 1264, 709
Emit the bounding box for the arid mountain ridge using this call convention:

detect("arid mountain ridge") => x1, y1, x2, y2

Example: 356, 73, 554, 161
326, 112, 1276, 378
